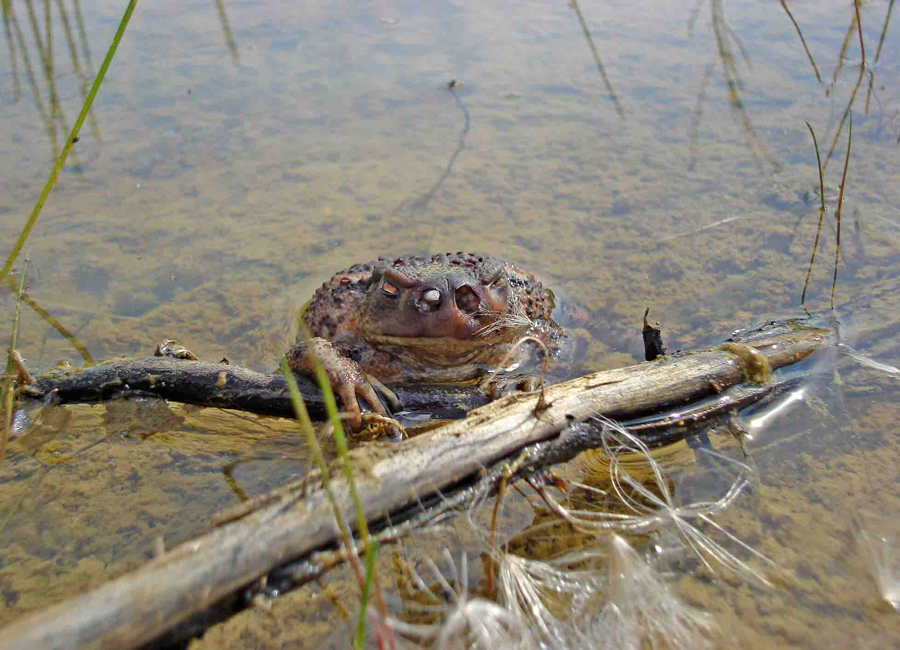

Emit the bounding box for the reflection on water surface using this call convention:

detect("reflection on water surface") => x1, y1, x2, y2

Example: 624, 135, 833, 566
1, 0, 900, 647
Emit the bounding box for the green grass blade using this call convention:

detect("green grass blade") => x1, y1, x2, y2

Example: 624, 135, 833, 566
1, 0, 139, 280
354, 540, 380, 650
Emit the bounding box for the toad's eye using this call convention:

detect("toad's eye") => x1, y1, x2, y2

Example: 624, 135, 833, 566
381, 281, 400, 298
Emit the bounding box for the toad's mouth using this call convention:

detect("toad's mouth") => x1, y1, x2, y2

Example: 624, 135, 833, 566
361, 306, 530, 344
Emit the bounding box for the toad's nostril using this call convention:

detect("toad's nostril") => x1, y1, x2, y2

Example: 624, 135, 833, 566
455, 286, 480, 313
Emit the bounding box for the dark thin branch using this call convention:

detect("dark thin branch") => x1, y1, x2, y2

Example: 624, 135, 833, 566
20, 356, 490, 422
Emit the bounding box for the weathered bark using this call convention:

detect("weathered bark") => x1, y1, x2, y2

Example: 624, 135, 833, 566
21, 357, 490, 420
1, 322, 830, 650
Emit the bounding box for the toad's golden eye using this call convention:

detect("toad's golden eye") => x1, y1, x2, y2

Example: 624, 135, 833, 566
381, 281, 399, 298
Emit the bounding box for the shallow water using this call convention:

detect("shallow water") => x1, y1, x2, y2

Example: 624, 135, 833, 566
1, 0, 900, 647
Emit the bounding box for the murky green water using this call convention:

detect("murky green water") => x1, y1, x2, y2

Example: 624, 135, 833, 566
2, 0, 900, 647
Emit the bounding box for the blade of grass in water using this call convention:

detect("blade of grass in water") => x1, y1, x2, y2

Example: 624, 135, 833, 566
294, 323, 392, 633
278, 358, 370, 586
355, 540, 380, 650
0, 0, 139, 280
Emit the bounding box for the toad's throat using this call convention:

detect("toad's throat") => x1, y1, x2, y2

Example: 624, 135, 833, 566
366, 332, 523, 369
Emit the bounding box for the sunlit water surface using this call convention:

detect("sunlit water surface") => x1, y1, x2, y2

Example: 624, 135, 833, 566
1, 0, 900, 647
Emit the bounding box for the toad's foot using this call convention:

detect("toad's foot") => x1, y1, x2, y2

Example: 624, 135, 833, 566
287, 337, 389, 429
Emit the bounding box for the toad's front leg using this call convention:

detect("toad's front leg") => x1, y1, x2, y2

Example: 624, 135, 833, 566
286, 337, 388, 429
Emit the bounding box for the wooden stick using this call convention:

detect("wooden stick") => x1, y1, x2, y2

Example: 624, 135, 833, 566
2, 323, 829, 650
20, 357, 490, 422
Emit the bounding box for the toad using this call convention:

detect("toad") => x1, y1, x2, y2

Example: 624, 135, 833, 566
287, 252, 564, 427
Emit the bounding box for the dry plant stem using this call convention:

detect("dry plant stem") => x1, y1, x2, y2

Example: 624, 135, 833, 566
0, 324, 829, 650
831, 112, 852, 308
780, 0, 822, 83
801, 121, 827, 306
0, 0, 138, 280
853, 0, 866, 66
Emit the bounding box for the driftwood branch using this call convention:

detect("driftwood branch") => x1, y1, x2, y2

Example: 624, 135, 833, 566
21, 357, 490, 421
3, 322, 830, 650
